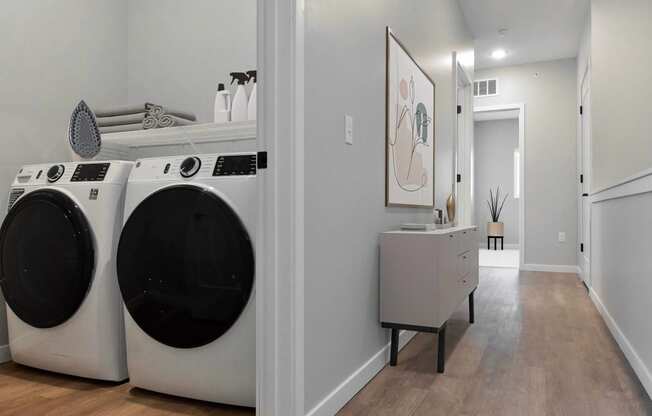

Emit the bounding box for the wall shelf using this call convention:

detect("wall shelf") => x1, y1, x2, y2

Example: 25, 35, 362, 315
70, 121, 257, 161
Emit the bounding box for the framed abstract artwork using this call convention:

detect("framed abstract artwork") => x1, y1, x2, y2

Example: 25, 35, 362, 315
385, 27, 435, 207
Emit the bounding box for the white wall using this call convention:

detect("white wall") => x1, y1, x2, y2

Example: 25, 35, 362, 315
127, 0, 257, 123
304, 0, 473, 412
590, 0, 652, 192
474, 119, 519, 245
586, 0, 652, 398
474, 59, 577, 267
0, 0, 128, 350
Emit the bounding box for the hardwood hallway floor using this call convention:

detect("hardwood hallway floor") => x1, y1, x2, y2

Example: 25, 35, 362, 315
0, 363, 254, 415
339, 267, 652, 416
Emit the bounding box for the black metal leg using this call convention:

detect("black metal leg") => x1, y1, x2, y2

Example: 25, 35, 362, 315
389, 328, 399, 366
437, 323, 446, 373
494, 238, 497, 250
501, 237, 504, 250
469, 290, 475, 324
487, 236, 490, 249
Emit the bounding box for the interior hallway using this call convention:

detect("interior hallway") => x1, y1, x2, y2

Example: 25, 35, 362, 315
338, 268, 652, 416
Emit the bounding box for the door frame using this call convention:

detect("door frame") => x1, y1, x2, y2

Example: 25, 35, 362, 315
453, 53, 474, 226
473, 103, 526, 269
578, 62, 591, 286
257, 0, 304, 415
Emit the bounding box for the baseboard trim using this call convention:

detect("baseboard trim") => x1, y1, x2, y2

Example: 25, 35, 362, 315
589, 288, 652, 398
305, 330, 417, 416
521, 264, 580, 274
0, 345, 10, 364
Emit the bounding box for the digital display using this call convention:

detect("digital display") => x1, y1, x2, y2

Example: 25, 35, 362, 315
213, 155, 256, 176
70, 163, 110, 182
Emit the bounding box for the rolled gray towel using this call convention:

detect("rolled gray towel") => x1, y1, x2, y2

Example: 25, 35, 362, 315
143, 115, 159, 129
146, 106, 197, 122
158, 114, 196, 128
97, 113, 146, 127
94, 103, 156, 118
99, 124, 144, 134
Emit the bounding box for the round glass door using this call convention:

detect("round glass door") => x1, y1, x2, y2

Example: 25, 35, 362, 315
117, 185, 254, 349
0, 190, 95, 328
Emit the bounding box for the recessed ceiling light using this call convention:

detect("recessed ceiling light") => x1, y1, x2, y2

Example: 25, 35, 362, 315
491, 49, 507, 60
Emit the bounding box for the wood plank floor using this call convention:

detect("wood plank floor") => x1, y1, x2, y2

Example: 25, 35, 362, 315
339, 268, 652, 416
0, 362, 254, 415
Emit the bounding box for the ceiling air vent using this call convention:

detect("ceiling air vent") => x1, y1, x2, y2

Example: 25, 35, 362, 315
7, 188, 25, 211
474, 79, 499, 97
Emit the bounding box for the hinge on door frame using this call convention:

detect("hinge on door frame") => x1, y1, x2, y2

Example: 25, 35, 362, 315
456, 174, 461, 183
580, 174, 584, 184
457, 105, 462, 114
257, 151, 268, 169
580, 243, 584, 253
580, 105, 583, 115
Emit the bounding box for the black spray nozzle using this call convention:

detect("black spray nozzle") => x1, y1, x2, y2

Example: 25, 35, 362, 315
246, 70, 257, 83
217, 83, 225, 92
230, 72, 248, 85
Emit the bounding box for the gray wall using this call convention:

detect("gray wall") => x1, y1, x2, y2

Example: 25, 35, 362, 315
127, 0, 257, 123
587, 0, 652, 398
304, 0, 473, 411
0, 0, 128, 348
474, 119, 519, 245
590, 0, 651, 192
474, 59, 577, 267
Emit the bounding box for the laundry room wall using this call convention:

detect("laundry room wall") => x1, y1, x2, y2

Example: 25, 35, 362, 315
126, 0, 257, 124
0, 0, 128, 352
303, 0, 473, 413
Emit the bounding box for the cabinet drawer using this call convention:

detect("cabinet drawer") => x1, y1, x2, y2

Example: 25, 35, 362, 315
456, 228, 475, 255
456, 250, 471, 278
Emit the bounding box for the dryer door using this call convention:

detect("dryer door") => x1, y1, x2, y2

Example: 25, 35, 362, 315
117, 185, 254, 349
0, 190, 95, 328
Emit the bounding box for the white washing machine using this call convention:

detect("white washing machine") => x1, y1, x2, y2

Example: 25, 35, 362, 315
0, 161, 133, 381
117, 153, 256, 406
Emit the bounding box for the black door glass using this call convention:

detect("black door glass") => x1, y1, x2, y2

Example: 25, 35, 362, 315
117, 185, 254, 349
0, 190, 94, 328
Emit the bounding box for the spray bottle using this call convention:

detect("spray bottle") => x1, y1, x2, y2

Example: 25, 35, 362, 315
213, 83, 231, 123
230, 72, 249, 122
246, 70, 257, 121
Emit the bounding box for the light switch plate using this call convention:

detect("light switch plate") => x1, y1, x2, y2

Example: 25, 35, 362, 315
345, 115, 353, 145
558, 232, 566, 242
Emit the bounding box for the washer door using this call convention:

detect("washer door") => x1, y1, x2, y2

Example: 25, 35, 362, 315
0, 190, 95, 328
117, 185, 254, 349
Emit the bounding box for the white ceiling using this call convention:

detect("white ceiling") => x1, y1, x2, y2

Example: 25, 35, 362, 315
458, 0, 589, 69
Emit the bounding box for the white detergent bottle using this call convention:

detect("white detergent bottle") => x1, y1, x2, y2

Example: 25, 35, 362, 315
213, 83, 231, 123
246, 70, 257, 121
230, 72, 249, 122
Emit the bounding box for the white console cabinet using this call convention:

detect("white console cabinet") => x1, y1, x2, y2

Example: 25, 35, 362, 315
379, 226, 479, 372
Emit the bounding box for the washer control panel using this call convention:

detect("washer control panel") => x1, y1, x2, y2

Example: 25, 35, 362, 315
213, 154, 257, 176
70, 163, 111, 182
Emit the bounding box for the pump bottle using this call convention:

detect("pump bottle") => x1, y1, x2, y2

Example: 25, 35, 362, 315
213, 83, 231, 123
230, 72, 249, 122
246, 70, 257, 121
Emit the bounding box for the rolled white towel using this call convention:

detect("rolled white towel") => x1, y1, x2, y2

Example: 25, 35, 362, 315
146, 106, 197, 122
158, 114, 195, 128
97, 113, 146, 127
99, 124, 144, 134
94, 103, 156, 118
143, 115, 159, 129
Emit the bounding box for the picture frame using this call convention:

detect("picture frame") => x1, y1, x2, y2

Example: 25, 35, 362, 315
385, 26, 436, 208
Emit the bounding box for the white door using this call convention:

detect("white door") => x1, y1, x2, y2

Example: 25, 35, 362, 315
579, 71, 591, 286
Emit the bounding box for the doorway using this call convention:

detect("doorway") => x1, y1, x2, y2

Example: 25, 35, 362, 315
578, 66, 591, 286
473, 104, 525, 269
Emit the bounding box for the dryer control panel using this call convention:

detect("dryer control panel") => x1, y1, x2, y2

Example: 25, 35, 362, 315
213, 155, 257, 176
